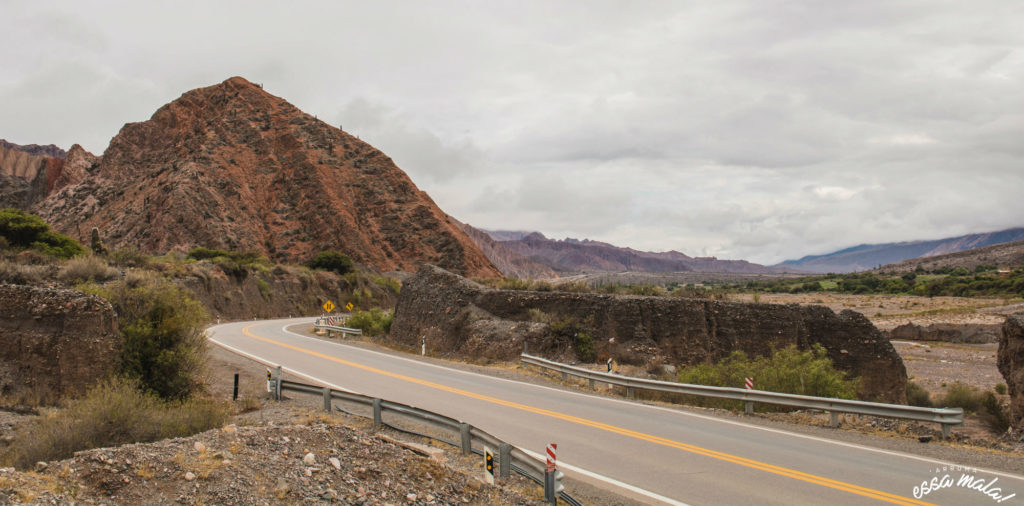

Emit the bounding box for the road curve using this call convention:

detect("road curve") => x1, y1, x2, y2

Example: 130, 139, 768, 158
210, 318, 1024, 505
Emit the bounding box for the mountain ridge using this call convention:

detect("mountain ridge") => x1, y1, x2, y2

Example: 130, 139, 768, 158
9, 77, 500, 277
780, 227, 1024, 273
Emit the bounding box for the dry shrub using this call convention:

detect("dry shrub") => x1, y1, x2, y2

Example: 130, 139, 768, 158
58, 255, 119, 283
0, 259, 45, 284
3, 378, 229, 469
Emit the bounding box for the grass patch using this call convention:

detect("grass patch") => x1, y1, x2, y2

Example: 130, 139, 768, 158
58, 255, 119, 283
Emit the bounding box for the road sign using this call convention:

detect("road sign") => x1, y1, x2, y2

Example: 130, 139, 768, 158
345, 301, 354, 311
323, 300, 335, 313
745, 377, 754, 390
484, 446, 495, 484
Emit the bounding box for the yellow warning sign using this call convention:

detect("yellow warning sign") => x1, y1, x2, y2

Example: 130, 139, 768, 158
323, 300, 335, 313
345, 301, 354, 311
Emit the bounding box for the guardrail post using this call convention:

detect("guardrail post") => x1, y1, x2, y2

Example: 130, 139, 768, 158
561, 372, 568, 381
588, 378, 594, 389
829, 411, 839, 427
322, 387, 331, 412
941, 423, 951, 440
373, 398, 382, 429
744, 401, 753, 414
627, 386, 635, 399
274, 366, 282, 401
498, 443, 511, 479
460, 423, 472, 455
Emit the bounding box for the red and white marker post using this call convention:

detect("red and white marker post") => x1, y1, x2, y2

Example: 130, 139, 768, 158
745, 377, 753, 390
743, 377, 754, 414
544, 443, 560, 504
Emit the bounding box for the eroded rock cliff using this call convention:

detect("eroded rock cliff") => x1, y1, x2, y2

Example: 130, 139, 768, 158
391, 265, 908, 403
997, 313, 1024, 431
0, 284, 119, 399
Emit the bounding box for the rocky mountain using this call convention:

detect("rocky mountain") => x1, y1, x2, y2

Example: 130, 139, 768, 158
449, 219, 558, 279
0, 139, 77, 208
480, 230, 794, 275
18, 77, 499, 277
779, 227, 1024, 273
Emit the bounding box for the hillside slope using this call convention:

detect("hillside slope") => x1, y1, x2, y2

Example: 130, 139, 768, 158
779, 227, 1024, 273
876, 239, 1024, 273
26, 77, 499, 277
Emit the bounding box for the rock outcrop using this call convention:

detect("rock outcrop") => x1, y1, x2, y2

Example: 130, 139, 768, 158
886, 322, 1000, 343
997, 313, 1024, 431
0, 285, 120, 399
29, 77, 500, 278
0, 139, 76, 208
391, 265, 908, 403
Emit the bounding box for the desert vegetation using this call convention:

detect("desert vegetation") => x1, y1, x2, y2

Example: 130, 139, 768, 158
346, 308, 394, 336
0, 208, 84, 259
674, 345, 858, 411
730, 266, 1024, 298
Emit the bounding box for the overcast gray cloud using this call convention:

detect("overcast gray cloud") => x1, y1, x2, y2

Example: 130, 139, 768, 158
2, 1, 1023, 264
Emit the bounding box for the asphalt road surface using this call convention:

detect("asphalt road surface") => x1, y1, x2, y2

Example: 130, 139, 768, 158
209, 318, 1024, 505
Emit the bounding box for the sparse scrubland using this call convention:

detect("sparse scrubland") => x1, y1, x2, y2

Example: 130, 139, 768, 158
0, 211, 402, 470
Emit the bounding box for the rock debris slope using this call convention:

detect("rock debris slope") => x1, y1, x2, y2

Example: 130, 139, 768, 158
27, 77, 499, 277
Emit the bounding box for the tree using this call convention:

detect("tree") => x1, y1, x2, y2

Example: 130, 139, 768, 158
307, 251, 354, 275
0, 208, 84, 258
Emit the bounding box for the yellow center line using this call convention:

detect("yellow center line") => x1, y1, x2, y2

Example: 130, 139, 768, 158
242, 323, 934, 506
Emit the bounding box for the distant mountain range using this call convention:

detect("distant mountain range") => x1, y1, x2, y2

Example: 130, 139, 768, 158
454, 225, 797, 278
778, 228, 1024, 273
872, 239, 1024, 273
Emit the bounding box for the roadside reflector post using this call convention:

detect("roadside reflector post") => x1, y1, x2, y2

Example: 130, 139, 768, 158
744, 377, 754, 414
498, 443, 511, 479
421, 336, 426, 356
275, 366, 283, 401
233, 373, 239, 401
322, 387, 331, 412
372, 398, 382, 429
484, 446, 495, 484
460, 423, 472, 455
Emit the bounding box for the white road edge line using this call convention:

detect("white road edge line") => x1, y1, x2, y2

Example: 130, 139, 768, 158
518, 448, 691, 506
208, 335, 354, 393
216, 317, 1024, 483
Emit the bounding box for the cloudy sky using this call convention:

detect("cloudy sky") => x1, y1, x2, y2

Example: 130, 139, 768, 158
3, 1, 1023, 264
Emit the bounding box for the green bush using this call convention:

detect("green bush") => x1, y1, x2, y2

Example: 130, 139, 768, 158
980, 391, 1011, 434
307, 251, 354, 275
906, 381, 932, 407
0, 208, 85, 259
995, 383, 1008, 395
372, 275, 402, 294
86, 273, 209, 400
2, 378, 228, 469
939, 382, 985, 413
346, 308, 393, 336
677, 345, 859, 411
186, 246, 231, 260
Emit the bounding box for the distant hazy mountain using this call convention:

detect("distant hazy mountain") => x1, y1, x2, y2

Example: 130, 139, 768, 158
473, 230, 794, 275
778, 227, 1024, 273
875, 239, 1024, 273
450, 220, 559, 279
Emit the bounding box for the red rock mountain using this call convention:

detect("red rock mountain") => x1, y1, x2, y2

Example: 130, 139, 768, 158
450, 218, 558, 279
24, 77, 500, 277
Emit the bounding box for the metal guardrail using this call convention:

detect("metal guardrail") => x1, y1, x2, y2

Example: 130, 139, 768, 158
267, 369, 576, 505
313, 317, 363, 337
521, 353, 964, 439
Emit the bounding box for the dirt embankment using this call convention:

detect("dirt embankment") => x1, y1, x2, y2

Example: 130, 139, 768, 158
390, 265, 908, 403
0, 285, 119, 401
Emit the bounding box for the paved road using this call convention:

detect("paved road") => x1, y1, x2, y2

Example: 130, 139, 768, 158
210, 318, 1024, 505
